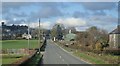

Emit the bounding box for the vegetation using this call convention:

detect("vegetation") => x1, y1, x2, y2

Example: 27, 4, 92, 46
76, 26, 109, 50
26, 53, 42, 65
2, 40, 44, 65
56, 41, 119, 64
74, 52, 105, 64
54, 25, 119, 64
2, 54, 26, 64
51, 23, 65, 40
2, 40, 39, 49
74, 26, 114, 56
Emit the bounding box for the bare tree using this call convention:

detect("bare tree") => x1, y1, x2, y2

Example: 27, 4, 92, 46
51, 23, 65, 40
76, 26, 108, 50
86, 26, 108, 49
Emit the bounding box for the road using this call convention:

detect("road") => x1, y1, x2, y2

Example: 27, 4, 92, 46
41, 40, 91, 65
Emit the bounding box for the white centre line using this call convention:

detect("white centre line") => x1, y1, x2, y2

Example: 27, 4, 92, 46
53, 40, 91, 64
62, 59, 64, 61
60, 56, 62, 59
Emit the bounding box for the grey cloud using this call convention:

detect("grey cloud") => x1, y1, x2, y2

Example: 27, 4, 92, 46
13, 12, 28, 17
39, 7, 62, 18
6, 19, 26, 24
3, 12, 28, 20
2, 2, 36, 14
88, 15, 118, 25
93, 11, 106, 16
28, 6, 63, 20
73, 10, 106, 18
79, 15, 117, 31
2, 2, 67, 12
73, 11, 90, 18
37, 2, 68, 8
2, 2, 65, 22
81, 2, 117, 11
2, 12, 27, 24
2, 2, 35, 9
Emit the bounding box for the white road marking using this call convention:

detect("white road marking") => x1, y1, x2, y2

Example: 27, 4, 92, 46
52, 40, 91, 64
56, 53, 58, 55
56, 53, 60, 57
62, 59, 64, 61
60, 56, 62, 59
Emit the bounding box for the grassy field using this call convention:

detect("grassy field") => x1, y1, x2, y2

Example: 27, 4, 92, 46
2, 58, 19, 64
1, 40, 42, 64
2, 54, 27, 64
2, 40, 40, 49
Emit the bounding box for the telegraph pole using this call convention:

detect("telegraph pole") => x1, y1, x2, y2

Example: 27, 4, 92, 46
38, 18, 41, 53
28, 21, 30, 54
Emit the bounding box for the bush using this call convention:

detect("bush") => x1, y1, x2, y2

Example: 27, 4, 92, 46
79, 46, 92, 52
103, 49, 120, 55
93, 50, 102, 54
95, 43, 103, 51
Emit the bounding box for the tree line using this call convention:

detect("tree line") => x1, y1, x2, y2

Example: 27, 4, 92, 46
50, 23, 120, 55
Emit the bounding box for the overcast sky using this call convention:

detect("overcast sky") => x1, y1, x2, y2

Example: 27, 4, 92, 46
1, 2, 119, 32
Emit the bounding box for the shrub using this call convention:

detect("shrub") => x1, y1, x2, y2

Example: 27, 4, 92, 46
95, 43, 103, 51
103, 48, 120, 55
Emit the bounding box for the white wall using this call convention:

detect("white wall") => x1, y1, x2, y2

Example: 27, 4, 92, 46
109, 34, 120, 48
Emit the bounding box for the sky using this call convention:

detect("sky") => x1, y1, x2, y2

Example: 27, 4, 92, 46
0, 1, 119, 32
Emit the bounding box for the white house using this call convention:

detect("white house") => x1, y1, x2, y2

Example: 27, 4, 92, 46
22, 33, 32, 39
109, 25, 120, 49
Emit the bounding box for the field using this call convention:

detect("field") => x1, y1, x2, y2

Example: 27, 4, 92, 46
2, 40, 40, 49
2, 54, 27, 64
1, 40, 42, 64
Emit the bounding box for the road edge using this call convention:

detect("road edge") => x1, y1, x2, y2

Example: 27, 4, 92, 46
51, 40, 91, 64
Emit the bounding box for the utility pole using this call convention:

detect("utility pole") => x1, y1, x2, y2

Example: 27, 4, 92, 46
28, 21, 30, 54
38, 18, 41, 53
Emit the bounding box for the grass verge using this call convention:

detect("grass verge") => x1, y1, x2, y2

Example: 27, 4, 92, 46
73, 51, 105, 64
2, 54, 26, 64
56, 41, 119, 64
25, 53, 43, 66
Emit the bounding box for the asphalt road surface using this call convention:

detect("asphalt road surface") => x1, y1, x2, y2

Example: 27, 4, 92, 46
41, 40, 92, 65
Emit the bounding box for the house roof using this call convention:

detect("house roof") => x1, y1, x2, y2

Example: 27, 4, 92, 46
110, 25, 120, 34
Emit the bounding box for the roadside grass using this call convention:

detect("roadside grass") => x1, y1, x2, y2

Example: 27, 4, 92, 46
56, 41, 119, 64
58, 43, 105, 64
73, 51, 105, 64
26, 53, 42, 66
2, 58, 19, 64
57, 42, 76, 52
2, 54, 26, 64
2, 40, 39, 49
